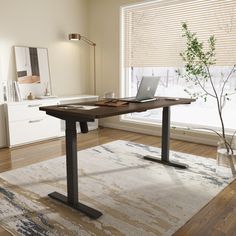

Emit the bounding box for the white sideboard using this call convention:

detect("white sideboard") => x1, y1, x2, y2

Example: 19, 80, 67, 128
3, 95, 98, 147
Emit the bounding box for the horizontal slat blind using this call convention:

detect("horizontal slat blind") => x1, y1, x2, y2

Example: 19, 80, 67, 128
122, 0, 236, 67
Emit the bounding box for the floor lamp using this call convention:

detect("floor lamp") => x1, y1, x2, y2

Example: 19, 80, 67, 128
69, 33, 96, 95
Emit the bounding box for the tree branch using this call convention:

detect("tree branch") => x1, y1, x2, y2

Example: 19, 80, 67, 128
191, 127, 223, 140
230, 130, 236, 148
194, 75, 216, 98
220, 65, 236, 107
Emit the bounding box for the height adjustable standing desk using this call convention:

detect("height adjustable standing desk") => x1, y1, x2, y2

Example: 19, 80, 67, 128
40, 98, 194, 219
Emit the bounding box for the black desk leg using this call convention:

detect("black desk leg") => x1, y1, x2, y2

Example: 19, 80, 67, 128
48, 119, 102, 219
144, 107, 187, 169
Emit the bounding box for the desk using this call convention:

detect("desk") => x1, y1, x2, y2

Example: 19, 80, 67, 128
40, 97, 194, 219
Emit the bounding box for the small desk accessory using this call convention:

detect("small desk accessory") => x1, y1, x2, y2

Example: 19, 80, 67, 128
95, 99, 128, 107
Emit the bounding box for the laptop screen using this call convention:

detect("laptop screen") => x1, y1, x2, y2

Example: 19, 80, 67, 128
136, 76, 160, 100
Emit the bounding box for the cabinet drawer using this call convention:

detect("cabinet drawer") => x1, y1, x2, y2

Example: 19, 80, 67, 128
8, 116, 61, 146
7, 100, 59, 122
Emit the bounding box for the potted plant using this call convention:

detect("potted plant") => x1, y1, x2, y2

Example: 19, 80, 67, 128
177, 22, 236, 176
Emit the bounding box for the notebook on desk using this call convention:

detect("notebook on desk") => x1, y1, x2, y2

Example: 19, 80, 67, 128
119, 76, 160, 103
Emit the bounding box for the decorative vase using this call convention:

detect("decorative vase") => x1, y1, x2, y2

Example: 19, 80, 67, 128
217, 140, 236, 177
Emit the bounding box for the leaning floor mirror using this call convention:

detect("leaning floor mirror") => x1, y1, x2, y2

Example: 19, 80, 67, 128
14, 46, 52, 99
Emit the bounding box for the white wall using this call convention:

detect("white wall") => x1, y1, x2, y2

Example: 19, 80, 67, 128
0, 0, 91, 97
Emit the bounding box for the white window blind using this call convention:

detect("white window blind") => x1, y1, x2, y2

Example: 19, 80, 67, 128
121, 0, 236, 68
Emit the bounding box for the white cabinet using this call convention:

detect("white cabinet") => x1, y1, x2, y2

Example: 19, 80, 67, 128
4, 95, 99, 147
5, 99, 61, 147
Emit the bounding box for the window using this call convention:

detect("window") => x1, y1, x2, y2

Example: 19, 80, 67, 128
121, 0, 236, 133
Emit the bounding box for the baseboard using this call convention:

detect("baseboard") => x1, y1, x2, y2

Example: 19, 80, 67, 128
100, 120, 219, 147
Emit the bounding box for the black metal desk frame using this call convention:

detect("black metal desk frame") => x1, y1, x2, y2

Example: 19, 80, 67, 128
40, 98, 193, 219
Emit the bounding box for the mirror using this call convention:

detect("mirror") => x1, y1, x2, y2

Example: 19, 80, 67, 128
14, 46, 52, 98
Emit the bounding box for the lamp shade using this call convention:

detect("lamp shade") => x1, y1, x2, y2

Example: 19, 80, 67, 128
69, 33, 81, 41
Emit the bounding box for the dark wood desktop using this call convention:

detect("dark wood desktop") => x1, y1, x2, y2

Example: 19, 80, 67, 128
40, 97, 195, 219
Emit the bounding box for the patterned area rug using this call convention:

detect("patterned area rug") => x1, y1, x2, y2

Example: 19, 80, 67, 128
0, 140, 233, 236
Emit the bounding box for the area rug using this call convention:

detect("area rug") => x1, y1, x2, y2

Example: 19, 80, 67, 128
0, 140, 233, 236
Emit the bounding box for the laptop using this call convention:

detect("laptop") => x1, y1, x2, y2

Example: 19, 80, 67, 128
119, 76, 160, 103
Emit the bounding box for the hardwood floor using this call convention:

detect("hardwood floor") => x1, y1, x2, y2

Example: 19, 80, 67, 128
0, 127, 235, 236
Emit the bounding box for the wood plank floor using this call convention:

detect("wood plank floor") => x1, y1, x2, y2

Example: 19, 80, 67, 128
0, 127, 235, 236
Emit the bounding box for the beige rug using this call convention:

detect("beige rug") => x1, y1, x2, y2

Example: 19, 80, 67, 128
0, 140, 233, 236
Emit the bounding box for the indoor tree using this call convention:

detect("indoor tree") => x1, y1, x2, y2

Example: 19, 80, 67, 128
178, 22, 236, 176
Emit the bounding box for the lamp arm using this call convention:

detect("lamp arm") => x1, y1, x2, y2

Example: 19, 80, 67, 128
80, 35, 96, 46
80, 35, 96, 94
